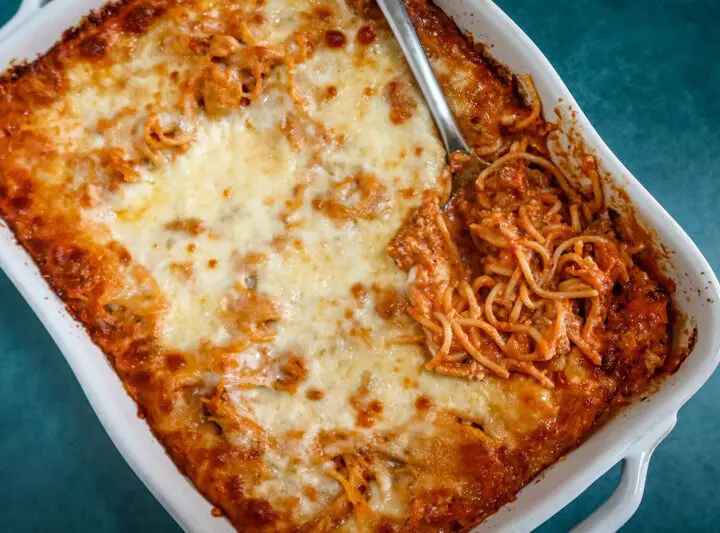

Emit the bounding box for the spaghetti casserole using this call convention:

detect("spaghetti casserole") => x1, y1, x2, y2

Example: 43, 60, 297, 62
0, 0, 678, 530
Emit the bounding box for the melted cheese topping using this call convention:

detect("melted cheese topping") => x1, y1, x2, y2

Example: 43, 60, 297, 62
14, 0, 560, 524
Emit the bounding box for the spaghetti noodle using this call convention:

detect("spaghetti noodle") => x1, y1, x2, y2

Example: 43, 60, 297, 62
391, 90, 645, 387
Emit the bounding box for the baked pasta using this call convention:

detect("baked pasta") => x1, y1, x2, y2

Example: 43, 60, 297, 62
0, 0, 677, 530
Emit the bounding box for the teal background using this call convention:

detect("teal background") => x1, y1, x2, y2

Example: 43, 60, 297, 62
0, 0, 718, 531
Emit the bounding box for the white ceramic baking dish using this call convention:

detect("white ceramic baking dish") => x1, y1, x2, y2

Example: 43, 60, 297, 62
1, 0, 718, 531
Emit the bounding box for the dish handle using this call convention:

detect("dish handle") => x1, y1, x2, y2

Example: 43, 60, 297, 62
571, 415, 677, 533
0, 0, 47, 44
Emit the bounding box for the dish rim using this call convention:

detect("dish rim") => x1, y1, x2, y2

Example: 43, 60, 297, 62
0, 0, 718, 531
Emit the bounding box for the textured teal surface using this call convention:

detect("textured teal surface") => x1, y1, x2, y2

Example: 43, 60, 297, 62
0, 0, 718, 531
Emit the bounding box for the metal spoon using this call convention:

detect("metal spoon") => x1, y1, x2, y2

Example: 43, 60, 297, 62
375, 0, 487, 205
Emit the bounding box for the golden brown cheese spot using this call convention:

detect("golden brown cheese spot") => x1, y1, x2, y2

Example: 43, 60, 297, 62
9, 62, 65, 106
165, 352, 187, 372
239, 252, 267, 266
122, 4, 165, 35
376, 517, 404, 533
356, 25, 376, 45
402, 376, 418, 389
0, 169, 34, 215
348, 323, 374, 349
349, 372, 384, 427
345, 0, 384, 19
169, 262, 193, 280
408, 489, 458, 529
197, 64, 246, 117
372, 283, 407, 320
143, 114, 193, 155
312, 172, 387, 222
354, 399, 383, 428
415, 394, 433, 412
313, 7, 333, 21
95, 148, 139, 189
106, 241, 132, 265
48, 243, 106, 300
302, 485, 319, 502
285, 429, 305, 439
399, 186, 415, 199
350, 282, 368, 301
305, 388, 325, 401
221, 289, 279, 339
273, 354, 309, 394
279, 181, 309, 224
386, 79, 417, 125
164, 218, 205, 235
235, 499, 277, 528
324, 29, 347, 49
78, 34, 108, 59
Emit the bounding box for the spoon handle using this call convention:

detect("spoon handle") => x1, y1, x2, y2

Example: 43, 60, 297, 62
375, 0, 471, 155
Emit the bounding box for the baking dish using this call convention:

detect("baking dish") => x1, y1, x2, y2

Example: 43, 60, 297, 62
0, 0, 718, 531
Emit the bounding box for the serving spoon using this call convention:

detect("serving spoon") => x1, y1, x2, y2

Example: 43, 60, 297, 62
375, 0, 488, 205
